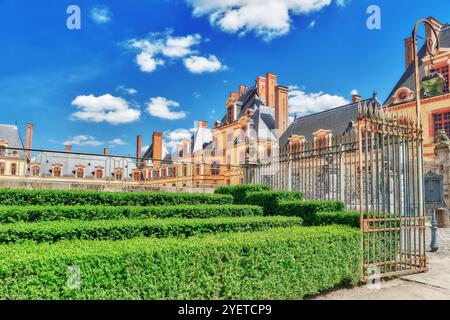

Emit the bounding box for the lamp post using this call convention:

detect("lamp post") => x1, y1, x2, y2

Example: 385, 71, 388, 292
412, 19, 440, 223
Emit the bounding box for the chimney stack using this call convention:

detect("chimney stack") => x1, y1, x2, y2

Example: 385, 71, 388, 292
25, 123, 33, 161
239, 85, 247, 96
266, 73, 277, 107
103, 148, 109, 156
352, 92, 362, 103
404, 37, 414, 69
152, 132, 163, 161
275, 85, 289, 134
65, 145, 72, 152
136, 135, 142, 165
256, 75, 266, 102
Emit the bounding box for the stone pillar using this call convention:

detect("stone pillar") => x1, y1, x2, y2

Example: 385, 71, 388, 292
434, 129, 450, 211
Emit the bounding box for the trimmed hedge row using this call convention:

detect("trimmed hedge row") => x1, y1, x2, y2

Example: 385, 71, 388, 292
215, 184, 271, 204
314, 211, 360, 228
0, 216, 303, 244
0, 205, 263, 224
276, 200, 346, 225
0, 225, 361, 299
0, 189, 233, 206
244, 191, 304, 215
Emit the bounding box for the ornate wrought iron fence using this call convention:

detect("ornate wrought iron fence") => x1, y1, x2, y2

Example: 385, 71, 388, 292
245, 105, 427, 279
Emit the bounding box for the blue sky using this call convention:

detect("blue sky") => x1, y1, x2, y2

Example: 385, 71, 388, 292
0, 0, 449, 155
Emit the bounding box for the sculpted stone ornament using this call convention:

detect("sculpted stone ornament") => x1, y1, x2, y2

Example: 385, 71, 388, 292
434, 129, 450, 155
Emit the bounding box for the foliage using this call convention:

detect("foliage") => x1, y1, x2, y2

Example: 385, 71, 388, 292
0, 225, 361, 300
244, 191, 304, 215
0, 189, 233, 206
276, 200, 346, 225
0, 204, 263, 224
214, 184, 271, 204
0, 216, 303, 244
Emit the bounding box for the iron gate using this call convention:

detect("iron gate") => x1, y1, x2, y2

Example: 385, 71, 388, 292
245, 104, 427, 279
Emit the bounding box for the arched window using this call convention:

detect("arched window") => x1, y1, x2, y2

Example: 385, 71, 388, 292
95, 167, 104, 179
31, 164, 40, 177
393, 87, 414, 104
114, 168, 123, 180
0, 162, 5, 175
75, 166, 85, 178
53, 165, 62, 178
132, 170, 141, 181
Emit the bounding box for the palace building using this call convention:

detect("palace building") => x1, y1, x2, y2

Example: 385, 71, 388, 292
140, 72, 290, 186
383, 17, 450, 169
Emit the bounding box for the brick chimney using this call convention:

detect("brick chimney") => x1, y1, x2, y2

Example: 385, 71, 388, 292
256, 75, 266, 102
352, 92, 362, 103
103, 148, 109, 155
197, 120, 208, 129
239, 85, 247, 96
266, 73, 277, 107
152, 132, 163, 161
25, 123, 33, 160
136, 135, 142, 165
65, 145, 72, 152
404, 37, 414, 69
275, 85, 289, 134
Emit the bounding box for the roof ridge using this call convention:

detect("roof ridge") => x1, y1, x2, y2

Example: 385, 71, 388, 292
292, 98, 372, 122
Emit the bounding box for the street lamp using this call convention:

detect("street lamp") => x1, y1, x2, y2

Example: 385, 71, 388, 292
412, 19, 440, 222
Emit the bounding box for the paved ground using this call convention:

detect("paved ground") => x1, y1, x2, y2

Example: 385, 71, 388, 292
312, 223, 450, 300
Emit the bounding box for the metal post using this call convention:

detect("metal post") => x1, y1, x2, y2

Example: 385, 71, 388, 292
430, 208, 439, 252
412, 19, 440, 221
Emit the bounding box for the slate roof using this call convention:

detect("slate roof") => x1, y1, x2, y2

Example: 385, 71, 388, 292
0, 124, 24, 149
384, 23, 450, 106
34, 152, 137, 178
279, 98, 381, 146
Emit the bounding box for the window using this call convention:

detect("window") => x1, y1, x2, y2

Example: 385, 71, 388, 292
53, 166, 62, 178
95, 168, 104, 179
431, 65, 449, 93
0, 162, 5, 175
183, 164, 187, 177
0, 146, 5, 156
75, 167, 84, 178
132, 170, 141, 181
11, 163, 17, 176
114, 168, 123, 180
212, 162, 220, 176
195, 164, 201, 175
31, 165, 40, 177
433, 111, 450, 138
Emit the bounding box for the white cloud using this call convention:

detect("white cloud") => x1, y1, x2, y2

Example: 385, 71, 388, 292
71, 94, 141, 125
109, 138, 127, 146
116, 85, 138, 95
126, 31, 225, 73
336, 0, 350, 8
351, 89, 359, 95
184, 55, 226, 74
63, 135, 104, 147
146, 97, 187, 120
163, 128, 193, 152
90, 5, 112, 24
184, 0, 334, 40
289, 87, 349, 117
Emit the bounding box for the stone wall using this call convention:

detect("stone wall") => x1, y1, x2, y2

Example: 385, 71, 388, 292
0, 176, 216, 194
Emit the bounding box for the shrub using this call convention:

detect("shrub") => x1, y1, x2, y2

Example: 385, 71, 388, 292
215, 185, 271, 204
0, 216, 303, 244
0, 225, 361, 299
0, 189, 233, 206
314, 211, 360, 228
276, 200, 346, 225
0, 205, 263, 224
244, 191, 304, 215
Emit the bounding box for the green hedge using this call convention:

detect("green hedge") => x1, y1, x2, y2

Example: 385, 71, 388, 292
314, 211, 360, 228
276, 200, 346, 225
0, 225, 361, 299
0, 216, 303, 244
215, 184, 271, 204
0, 189, 233, 206
244, 191, 304, 215
0, 205, 263, 224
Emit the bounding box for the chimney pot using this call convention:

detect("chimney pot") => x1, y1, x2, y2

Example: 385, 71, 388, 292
65, 145, 72, 152
404, 37, 414, 69
352, 93, 362, 103
103, 148, 109, 156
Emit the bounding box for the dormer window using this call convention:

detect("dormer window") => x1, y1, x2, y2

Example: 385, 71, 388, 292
31, 164, 40, 177
393, 87, 414, 104
52, 164, 62, 178
0, 140, 8, 156
75, 165, 85, 178
95, 166, 104, 179
114, 168, 123, 180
